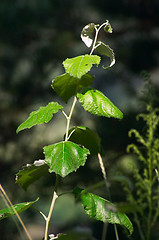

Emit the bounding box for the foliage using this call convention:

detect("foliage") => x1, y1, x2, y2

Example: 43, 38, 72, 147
122, 78, 159, 240
0, 20, 133, 240
0, 198, 39, 220
73, 187, 133, 235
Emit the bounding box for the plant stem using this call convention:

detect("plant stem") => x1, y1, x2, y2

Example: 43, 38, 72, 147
114, 224, 119, 240
98, 153, 120, 240
44, 175, 59, 240
90, 22, 107, 55
146, 116, 153, 240
65, 96, 77, 141
101, 221, 108, 240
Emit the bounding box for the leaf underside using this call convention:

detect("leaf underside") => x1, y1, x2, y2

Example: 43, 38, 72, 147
16, 102, 63, 133
73, 187, 133, 235
0, 198, 39, 220
68, 126, 101, 155
43, 141, 90, 177
95, 41, 115, 69
77, 89, 123, 119
63, 54, 101, 79
81, 23, 95, 48
16, 160, 49, 190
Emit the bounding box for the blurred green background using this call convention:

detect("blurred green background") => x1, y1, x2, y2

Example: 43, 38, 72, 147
0, 0, 159, 239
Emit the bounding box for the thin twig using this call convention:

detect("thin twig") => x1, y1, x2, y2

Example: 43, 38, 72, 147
98, 153, 120, 240
0, 184, 32, 240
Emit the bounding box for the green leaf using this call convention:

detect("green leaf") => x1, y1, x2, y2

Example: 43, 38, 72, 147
0, 198, 39, 220
68, 126, 101, 155
104, 20, 113, 33
81, 23, 95, 47
73, 188, 133, 235
95, 41, 115, 69
52, 73, 94, 103
63, 54, 101, 79
77, 89, 123, 119
16, 102, 63, 133
16, 160, 49, 190
43, 141, 90, 177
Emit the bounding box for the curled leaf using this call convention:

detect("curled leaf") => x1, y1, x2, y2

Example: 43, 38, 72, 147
95, 41, 115, 69
104, 20, 113, 33
81, 23, 95, 47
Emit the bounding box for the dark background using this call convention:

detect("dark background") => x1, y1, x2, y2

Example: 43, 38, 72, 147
0, 0, 159, 239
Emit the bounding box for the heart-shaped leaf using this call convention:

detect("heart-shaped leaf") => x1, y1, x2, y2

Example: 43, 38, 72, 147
63, 54, 101, 79
52, 73, 93, 103
16, 102, 63, 133
81, 23, 95, 47
95, 41, 115, 69
0, 198, 39, 220
43, 141, 90, 177
73, 187, 133, 235
77, 89, 123, 119
16, 160, 49, 190
68, 126, 101, 155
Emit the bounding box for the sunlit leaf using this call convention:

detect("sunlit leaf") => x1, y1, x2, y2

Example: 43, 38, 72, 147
43, 141, 90, 177
52, 73, 93, 103
81, 23, 95, 47
77, 89, 123, 119
68, 126, 101, 155
0, 198, 39, 220
16, 102, 63, 133
63, 54, 101, 79
73, 187, 133, 235
95, 41, 115, 69
16, 160, 49, 190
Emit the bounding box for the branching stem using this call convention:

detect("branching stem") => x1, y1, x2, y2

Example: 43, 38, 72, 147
90, 22, 107, 55
65, 96, 77, 141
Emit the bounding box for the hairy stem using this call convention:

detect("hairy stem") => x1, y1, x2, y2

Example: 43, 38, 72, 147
65, 96, 77, 141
